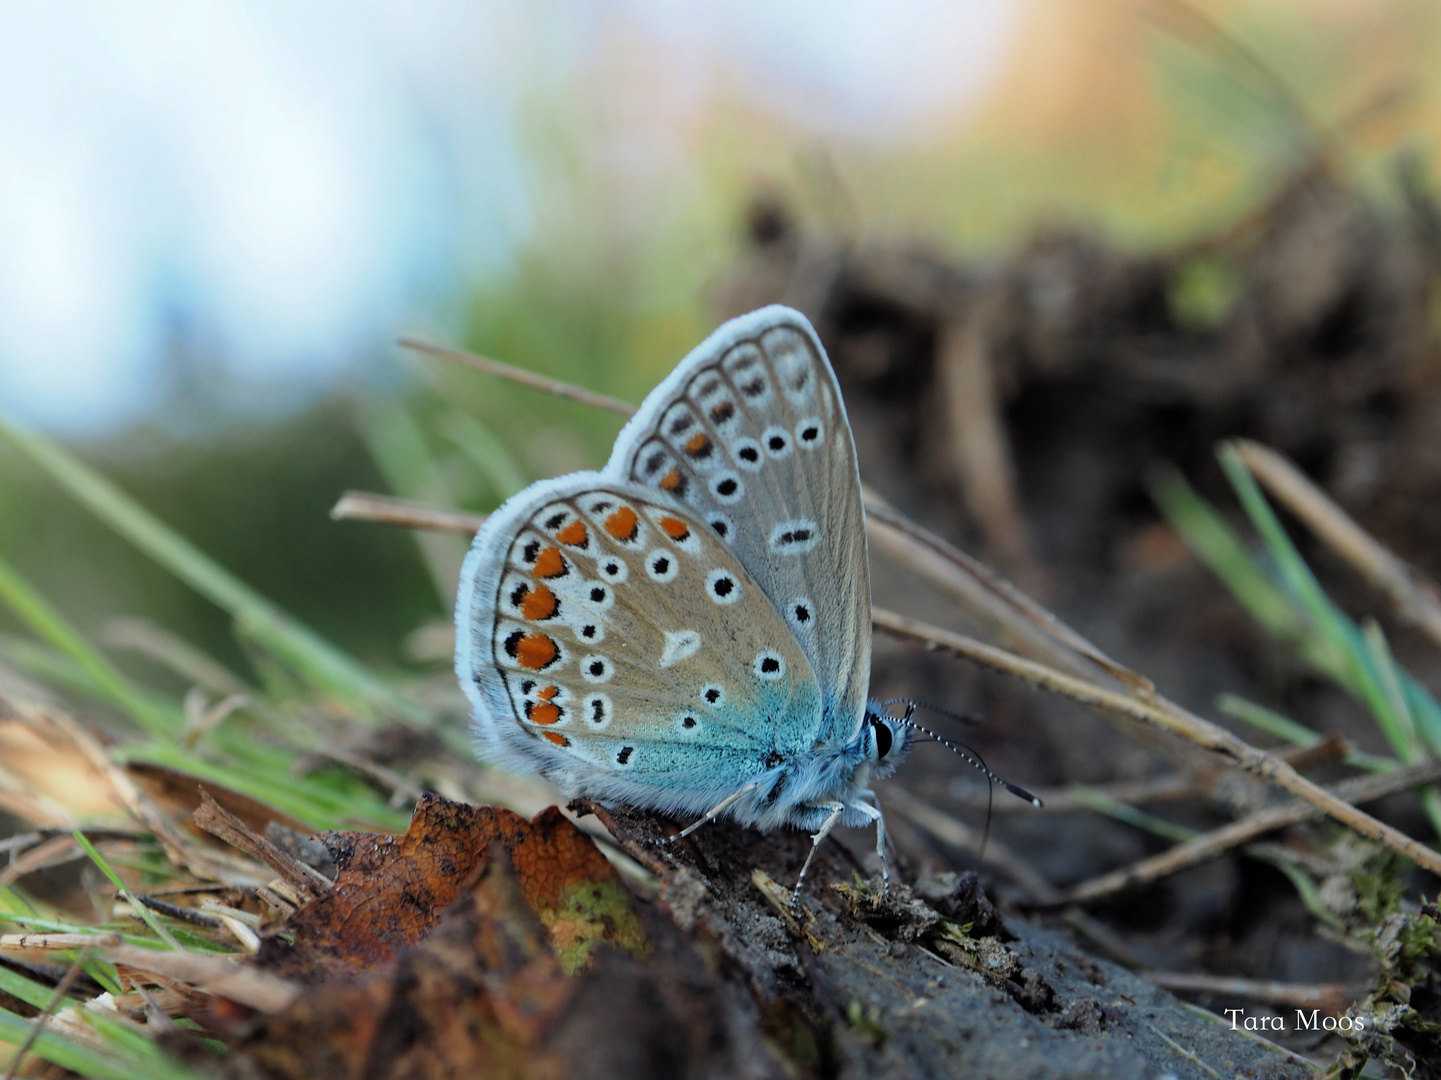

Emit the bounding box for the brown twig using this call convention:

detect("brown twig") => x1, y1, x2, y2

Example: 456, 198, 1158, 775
873, 607, 1441, 878
1142, 971, 1356, 1012
192, 790, 331, 899
330, 490, 488, 535
863, 496, 1153, 695
105, 938, 301, 1012
947, 773, 1202, 815
1233, 439, 1441, 651
397, 335, 638, 418
1060, 760, 1441, 905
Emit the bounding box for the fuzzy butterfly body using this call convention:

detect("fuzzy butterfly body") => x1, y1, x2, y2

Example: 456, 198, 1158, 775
458, 306, 919, 895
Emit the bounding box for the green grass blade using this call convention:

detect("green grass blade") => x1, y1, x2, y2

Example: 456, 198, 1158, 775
1217, 445, 1441, 755
1067, 784, 1199, 843
0, 552, 177, 737
1216, 694, 1399, 773
0, 966, 63, 1012
0, 419, 426, 727
0, 1005, 209, 1080
69, 831, 181, 950
1148, 466, 1347, 679
437, 410, 529, 504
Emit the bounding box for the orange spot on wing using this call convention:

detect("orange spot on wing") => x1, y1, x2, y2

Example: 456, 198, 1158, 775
537, 685, 559, 701
530, 702, 561, 725
520, 584, 559, 620
659, 516, 690, 541
532, 546, 566, 578
685, 433, 710, 454
604, 506, 639, 542
556, 519, 588, 547
659, 469, 682, 491
516, 634, 559, 670
542, 731, 570, 747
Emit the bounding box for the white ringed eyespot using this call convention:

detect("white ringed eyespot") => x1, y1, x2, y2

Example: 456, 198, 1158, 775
705, 568, 741, 605
580, 655, 613, 683
646, 549, 679, 583
795, 417, 824, 449
761, 425, 793, 460
753, 650, 786, 681
709, 472, 744, 504
731, 437, 764, 471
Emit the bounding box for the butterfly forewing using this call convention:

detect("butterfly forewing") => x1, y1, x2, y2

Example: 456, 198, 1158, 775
614, 308, 870, 744
459, 475, 822, 808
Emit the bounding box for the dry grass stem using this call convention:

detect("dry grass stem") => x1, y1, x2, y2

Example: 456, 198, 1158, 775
1061, 761, 1441, 905
331, 490, 488, 534
0, 834, 82, 885
1233, 439, 1441, 651
192, 790, 332, 898
950, 774, 1202, 814
1142, 971, 1357, 1011
864, 494, 1153, 695
873, 607, 1441, 877
104, 939, 302, 1012
398, 335, 639, 417
5, 694, 233, 882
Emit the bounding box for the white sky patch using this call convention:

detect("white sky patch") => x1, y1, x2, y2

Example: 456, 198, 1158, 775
0, 2, 1016, 436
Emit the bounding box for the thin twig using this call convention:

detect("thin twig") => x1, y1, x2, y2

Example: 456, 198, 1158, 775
1059, 760, 1441, 905
1234, 439, 1441, 651
1142, 971, 1357, 1011
398, 335, 638, 418
330, 490, 488, 534
104, 938, 301, 1012
192, 790, 331, 898
872, 607, 1441, 878
947, 773, 1202, 815
1, 947, 91, 1080
863, 496, 1151, 694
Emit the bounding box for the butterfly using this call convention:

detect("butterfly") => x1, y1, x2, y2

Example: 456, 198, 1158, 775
455, 305, 1036, 904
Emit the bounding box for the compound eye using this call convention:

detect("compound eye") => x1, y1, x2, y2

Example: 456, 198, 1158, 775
871, 716, 894, 760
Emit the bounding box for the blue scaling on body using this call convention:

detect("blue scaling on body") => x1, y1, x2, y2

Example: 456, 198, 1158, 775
455, 305, 1038, 906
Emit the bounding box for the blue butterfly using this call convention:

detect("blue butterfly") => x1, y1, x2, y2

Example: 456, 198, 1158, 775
456, 306, 1034, 902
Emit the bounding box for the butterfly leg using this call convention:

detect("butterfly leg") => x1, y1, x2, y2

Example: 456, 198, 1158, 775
668, 782, 761, 843
850, 794, 888, 897
790, 800, 846, 911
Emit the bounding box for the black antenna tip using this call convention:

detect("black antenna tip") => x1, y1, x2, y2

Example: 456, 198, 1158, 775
1002, 780, 1043, 808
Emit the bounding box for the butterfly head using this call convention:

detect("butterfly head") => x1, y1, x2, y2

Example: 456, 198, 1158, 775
863, 704, 914, 780
870, 699, 1043, 809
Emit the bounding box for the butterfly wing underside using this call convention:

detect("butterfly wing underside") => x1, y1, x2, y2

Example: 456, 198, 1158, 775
456, 475, 823, 814
610, 306, 871, 745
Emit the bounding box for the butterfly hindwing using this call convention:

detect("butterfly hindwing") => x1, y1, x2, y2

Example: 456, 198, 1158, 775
457, 472, 823, 815
611, 306, 870, 744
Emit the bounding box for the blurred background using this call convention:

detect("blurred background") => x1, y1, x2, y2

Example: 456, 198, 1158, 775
4, 0, 1437, 670
4, 0, 1441, 1043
